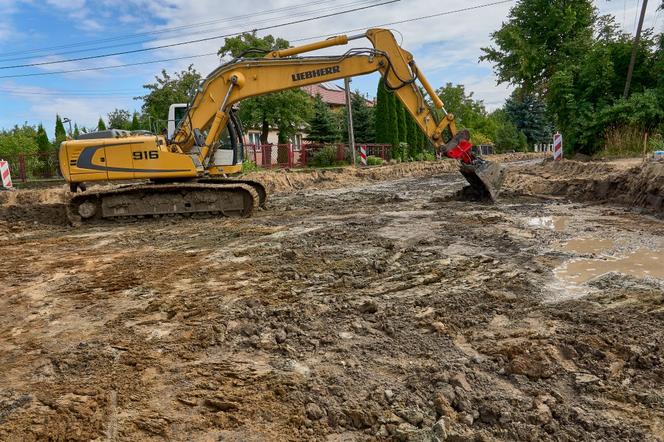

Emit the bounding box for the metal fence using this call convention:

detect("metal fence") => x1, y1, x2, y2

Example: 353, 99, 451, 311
244, 143, 394, 168
1, 150, 61, 182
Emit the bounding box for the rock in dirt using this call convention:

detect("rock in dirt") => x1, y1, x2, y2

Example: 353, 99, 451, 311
305, 402, 325, 420
449, 373, 472, 392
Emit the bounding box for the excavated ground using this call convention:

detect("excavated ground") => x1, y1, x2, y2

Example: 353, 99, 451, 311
0, 156, 663, 441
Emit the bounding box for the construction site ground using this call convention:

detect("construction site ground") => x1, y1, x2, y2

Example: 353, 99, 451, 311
1, 155, 663, 441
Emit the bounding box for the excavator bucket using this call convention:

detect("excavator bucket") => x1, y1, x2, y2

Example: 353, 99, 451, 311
442, 130, 505, 201
459, 160, 505, 201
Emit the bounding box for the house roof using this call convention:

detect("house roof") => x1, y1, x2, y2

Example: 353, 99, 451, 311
302, 82, 374, 107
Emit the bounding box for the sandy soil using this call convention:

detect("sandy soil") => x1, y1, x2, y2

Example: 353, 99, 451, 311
0, 156, 663, 441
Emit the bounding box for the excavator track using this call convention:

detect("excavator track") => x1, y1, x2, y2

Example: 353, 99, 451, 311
196, 177, 267, 207
66, 183, 259, 225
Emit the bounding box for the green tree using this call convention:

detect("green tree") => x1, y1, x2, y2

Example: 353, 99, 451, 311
397, 99, 407, 144
36, 124, 50, 153
137, 65, 202, 131
54, 115, 66, 145
374, 79, 390, 144
491, 109, 528, 152
130, 112, 141, 131
0, 124, 38, 157
436, 83, 491, 133
387, 91, 399, 150
480, 0, 596, 93
504, 91, 552, 145
35, 124, 52, 177
218, 32, 312, 146
97, 117, 107, 131
73, 124, 80, 139
306, 94, 340, 143
107, 109, 132, 130
406, 114, 420, 157
343, 91, 375, 144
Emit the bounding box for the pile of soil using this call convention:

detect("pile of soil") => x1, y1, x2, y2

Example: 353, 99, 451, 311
504, 159, 664, 214
246, 160, 460, 194
0, 187, 68, 228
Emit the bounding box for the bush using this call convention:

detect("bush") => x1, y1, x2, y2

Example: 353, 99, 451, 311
366, 155, 383, 166
311, 145, 337, 167
242, 160, 259, 173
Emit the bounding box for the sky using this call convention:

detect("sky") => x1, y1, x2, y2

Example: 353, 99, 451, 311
0, 0, 661, 137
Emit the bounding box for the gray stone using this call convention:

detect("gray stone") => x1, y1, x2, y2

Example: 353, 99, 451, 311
305, 402, 325, 420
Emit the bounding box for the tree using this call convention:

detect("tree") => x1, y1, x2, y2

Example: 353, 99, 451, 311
375, 78, 390, 144
107, 109, 132, 130
218, 32, 313, 145
343, 91, 375, 144
491, 109, 528, 152
36, 124, 50, 153
397, 99, 407, 144
504, 92, 552, 145
130, 112, 141, 131
306, 94, 340, 143
97, 117, 107, 131
0, 124, 38, 158
36, 124, 52, 177
137, 65, 202, 131
406, 113, 420, 156
54, 115, 66, 145
387, 91, 399, 150
73, 124, 80, 139
480, 0, 596, 93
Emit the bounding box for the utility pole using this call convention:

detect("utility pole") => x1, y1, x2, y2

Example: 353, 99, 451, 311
344, 77, 356, 167
624, 0, 649, 98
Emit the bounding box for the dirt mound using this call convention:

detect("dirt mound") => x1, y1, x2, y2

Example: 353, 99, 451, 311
504, 159, 664, 213
0, 187, 68, 227
246, 161, 460, 193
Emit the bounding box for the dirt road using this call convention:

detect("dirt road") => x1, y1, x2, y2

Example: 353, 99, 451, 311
1, 158, 663, 441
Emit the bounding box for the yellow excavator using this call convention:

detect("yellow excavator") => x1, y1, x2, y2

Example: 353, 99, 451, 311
59, 28, 504, 224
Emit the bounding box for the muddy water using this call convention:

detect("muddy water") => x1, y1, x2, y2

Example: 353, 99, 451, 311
556, 248, 663, 284
559, 238, 615, 254
526, 216, 569, 231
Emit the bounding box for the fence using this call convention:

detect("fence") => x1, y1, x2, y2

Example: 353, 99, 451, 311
244, 143, 393, 168
1, 150, 61, 183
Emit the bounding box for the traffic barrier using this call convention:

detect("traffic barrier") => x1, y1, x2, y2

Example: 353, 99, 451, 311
553, 133, 563, 161
359, 145, 367, 166
0, 159, 13, 188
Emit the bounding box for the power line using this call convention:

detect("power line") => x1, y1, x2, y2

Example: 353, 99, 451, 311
0, 0, 379, 62
0, 0, 399, 70
0, 0, 514, 80
0, 0, 366, 58
290, 0, 515, 43
0, 53, 218, 79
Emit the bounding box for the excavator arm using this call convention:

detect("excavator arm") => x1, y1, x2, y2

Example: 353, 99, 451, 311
171, 28, 504, 198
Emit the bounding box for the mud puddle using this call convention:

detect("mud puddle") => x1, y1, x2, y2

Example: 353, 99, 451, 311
556, 248, 663, 284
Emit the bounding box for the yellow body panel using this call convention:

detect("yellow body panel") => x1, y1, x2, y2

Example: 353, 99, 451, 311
59, 135, 198, 183
208, 165, 242, 175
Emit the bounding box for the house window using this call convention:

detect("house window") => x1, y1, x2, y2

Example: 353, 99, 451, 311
247, 132, 261, 151
290, 133, 302, 151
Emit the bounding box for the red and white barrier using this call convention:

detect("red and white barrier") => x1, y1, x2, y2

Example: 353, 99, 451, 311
0, 160, 12, 189
359, 145, 367, 166
553, 133, 563, 161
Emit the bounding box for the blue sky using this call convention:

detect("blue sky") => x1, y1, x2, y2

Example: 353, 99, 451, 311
0, 0, 660, 137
